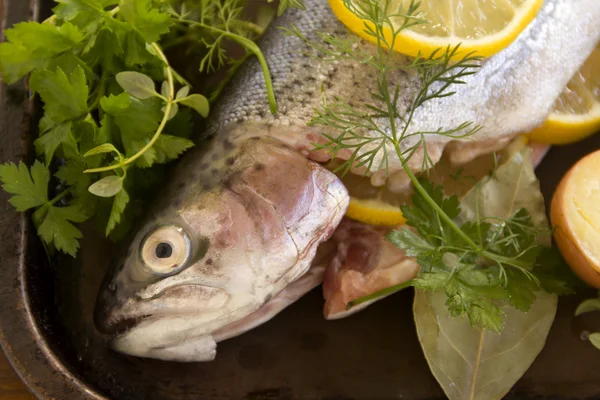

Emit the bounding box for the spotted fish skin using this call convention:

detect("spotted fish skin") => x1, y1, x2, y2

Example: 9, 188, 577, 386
95, 0, 600, 362
207, 0, 600, 184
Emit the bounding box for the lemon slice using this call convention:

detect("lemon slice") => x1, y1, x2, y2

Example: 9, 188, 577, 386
529, 45, 600, 145
328, 162, 410, 227
551, 149, 600, 288
329, 0, 543, 59
331, 150, 500, 227
346, 197, 407, 226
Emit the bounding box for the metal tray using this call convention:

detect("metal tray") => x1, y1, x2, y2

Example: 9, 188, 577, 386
1, 1, 599, 399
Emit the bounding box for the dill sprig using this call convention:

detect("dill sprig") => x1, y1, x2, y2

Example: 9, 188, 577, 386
166, 0, 279, 113
289, 0, 574, 331
285, 0, 482, 176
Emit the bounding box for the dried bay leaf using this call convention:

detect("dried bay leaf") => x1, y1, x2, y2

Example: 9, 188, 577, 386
414, 289, 557, 400
414, 142, 558, 399
459, 141, 549, 236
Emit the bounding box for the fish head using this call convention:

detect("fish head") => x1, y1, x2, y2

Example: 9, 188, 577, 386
94, 136, 349, 361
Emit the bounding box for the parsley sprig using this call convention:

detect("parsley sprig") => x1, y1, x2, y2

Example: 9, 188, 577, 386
292, 0, 574, 331
0, 0, 304, 257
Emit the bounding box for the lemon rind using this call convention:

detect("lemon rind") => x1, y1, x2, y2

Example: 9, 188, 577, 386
529, 103, 600, 145
329, 0, 544, 59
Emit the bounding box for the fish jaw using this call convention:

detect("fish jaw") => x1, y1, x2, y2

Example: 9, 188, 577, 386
111, 319, 218, 362
94, 136, 349, 361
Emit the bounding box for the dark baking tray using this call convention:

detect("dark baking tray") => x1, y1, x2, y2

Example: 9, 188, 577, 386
1, 1, 600, 399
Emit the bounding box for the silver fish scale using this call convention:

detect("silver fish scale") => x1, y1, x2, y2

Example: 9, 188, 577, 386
206, 0, 600, 175
206, 0, 417, 136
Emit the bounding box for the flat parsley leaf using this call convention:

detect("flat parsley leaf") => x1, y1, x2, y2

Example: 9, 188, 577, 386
34, 122, 78, 164
0, 0, 278, 257
153, 135, 195, 164
0, 161, 90, 256
400, 180, 460, 246
100, 92, 163, 167
36, 204, 87, 257
389, 147, 571, 332
83, 27, 124, 68
56, 157, 92, 196
119, 0, 173, 43
0, 22, 84, 84
106, 188, 129, 236
30, 66, 89, 124
387, 228, 434, 257
0, 161, 49, 211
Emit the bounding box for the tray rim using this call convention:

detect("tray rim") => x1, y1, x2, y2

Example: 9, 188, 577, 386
0, 1, 599, 399
0, 0, 104, 398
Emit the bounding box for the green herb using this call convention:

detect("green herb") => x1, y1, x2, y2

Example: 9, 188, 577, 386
576, 293, 600, 350
415, 288, 558, 400
290, 0, 573, 331
0, 0, 291, 256
270, 0, 306, 16
0, 161, 86, 256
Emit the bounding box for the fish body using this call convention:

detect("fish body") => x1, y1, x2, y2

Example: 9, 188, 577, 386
95, 0, 600, 361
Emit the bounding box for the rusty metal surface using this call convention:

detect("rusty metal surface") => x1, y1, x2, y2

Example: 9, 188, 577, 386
0, 1, 600, 399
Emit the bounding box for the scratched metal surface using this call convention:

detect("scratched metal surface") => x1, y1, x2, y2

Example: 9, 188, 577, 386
0, 1, 600, 399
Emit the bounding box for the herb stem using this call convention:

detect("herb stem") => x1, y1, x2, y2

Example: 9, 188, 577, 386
32, 187, 73, 225
394, 142, 480, 251
347, 280, 414, 309
48, 187, 73, 207
178, 18, 277, 114
83, 43, 175, 174
229, 20, 265, 36
43, 15, 57, 25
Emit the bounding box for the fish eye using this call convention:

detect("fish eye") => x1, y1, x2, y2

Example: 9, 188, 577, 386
140, 226, 191, 276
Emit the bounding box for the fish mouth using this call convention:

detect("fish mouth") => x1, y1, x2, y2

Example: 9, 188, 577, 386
109, 317, 218, 362
98, 315, 151, 335
95, 282, 229, 335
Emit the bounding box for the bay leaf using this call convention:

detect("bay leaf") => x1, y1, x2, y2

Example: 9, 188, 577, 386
414, 142, 559, 400
414, 289, 557, 400
459, 143, 549, 240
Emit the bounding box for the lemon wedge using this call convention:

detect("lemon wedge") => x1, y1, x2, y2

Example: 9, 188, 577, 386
329, 0, 543, 59
529, 45, 600, 145
551, 150, 600, 288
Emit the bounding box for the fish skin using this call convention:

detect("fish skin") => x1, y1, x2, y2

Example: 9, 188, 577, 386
96, 0, 600, 362
95, 137, 348, 361
208, 0, 600, 184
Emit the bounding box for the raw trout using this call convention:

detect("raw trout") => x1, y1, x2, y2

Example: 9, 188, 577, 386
95, 0, 600, 361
